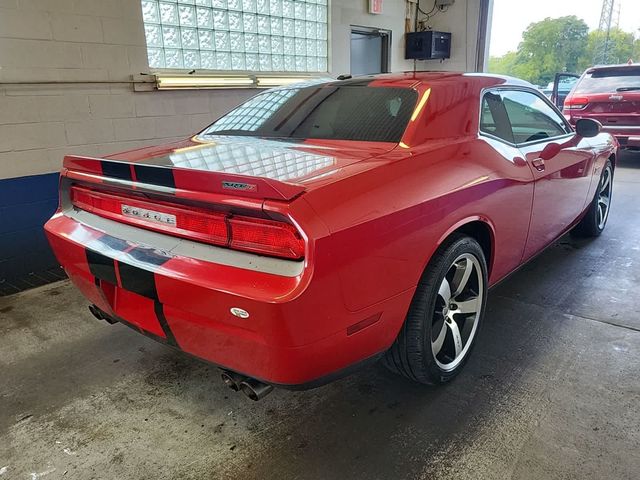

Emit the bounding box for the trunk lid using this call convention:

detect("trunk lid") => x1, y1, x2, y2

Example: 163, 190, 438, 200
66, 136, 396, 202
61, 136, 397, 260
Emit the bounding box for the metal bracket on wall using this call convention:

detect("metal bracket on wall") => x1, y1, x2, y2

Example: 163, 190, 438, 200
132, 74, 158, 92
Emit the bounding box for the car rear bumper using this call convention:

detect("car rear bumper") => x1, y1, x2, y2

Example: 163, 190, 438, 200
608, 133, 640, 149
567, 119, 640, 148
601, 125, 640, 136
44, 211, 411, 386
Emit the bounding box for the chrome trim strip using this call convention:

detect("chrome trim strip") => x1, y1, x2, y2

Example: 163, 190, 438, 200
64, 209, 305, 278
601, 125, 640, 132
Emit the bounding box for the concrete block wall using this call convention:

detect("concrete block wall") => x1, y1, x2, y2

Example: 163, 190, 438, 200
0, 0, 483, 288
0, 0, 257, 286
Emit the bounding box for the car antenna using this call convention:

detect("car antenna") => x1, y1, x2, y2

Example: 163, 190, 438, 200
337, 74, 352, 80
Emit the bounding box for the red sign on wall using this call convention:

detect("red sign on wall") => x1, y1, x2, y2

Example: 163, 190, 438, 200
369, 0, 383, 15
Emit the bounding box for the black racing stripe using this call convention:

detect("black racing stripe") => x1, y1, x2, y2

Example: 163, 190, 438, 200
97, 235, 131, 252
101, 161, 132, 180
105, 309, 168, 345
134, 165, 176, 189
112, 247, 179, 346
99, 307, 180, 350
86, 249, 117, 285
116, 246, 171, 300
126, 247, 178, 345
128, 246, 171, 267
117, 263, 158, 300
154, 301, 178, 347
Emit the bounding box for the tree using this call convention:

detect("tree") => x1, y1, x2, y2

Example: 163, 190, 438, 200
488, 51, 517, 76
489, 17, 640, 83
578, 28, 636, 70
512, 16, 589, 85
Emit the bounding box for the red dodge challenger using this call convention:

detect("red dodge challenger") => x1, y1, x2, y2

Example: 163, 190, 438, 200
45, 73, 617, 400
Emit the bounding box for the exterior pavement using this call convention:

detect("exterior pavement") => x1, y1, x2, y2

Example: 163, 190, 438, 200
1, 152, 639, 480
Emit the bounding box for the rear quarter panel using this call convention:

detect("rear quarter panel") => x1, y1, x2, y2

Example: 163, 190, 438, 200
303, 137, 534, 313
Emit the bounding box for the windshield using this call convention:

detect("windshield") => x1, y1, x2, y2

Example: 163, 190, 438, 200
202, 85, 418, 143
574, 67, 640, 94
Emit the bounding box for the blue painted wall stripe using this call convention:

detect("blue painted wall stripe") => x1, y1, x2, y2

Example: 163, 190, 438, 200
0, 173, 60, 281
0, 172, 59, 204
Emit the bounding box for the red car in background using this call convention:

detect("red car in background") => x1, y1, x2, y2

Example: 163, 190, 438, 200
45, 73, 617, 400
560, 64, 640, 149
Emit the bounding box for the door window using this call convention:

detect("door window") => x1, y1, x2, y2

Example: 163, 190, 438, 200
501, 90, 570, 144
480, 91, 514, 143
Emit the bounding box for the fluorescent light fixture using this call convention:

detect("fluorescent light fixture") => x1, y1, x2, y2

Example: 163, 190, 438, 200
156, 75, 255, 90
256, 76, 313, 88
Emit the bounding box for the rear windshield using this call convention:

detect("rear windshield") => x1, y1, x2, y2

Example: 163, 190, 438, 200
202, 85, 418, 143
574, 67, 640, 94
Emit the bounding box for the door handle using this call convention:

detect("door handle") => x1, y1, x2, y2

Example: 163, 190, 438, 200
531, 158, 545, 171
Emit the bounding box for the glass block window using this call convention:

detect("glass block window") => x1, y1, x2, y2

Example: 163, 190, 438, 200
141, 0, 329, 72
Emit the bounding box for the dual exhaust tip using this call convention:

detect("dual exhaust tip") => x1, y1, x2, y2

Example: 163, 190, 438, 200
221, 371, 274, 401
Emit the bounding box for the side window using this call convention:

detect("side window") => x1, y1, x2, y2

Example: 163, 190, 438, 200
480, 92, 514, 143
501, 90, 569, 144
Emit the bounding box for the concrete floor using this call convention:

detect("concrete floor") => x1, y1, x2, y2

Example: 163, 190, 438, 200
2, 153, 640, 480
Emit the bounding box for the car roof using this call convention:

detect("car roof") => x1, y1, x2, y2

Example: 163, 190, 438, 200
268, 72, 535, 93
586, 63, 640, 74
321, 71, 534, 89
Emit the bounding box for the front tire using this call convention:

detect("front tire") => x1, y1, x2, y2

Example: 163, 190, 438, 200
571, 160, 613, 237
383, 234, 488, 385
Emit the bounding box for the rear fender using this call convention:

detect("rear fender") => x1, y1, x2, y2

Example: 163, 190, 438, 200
430, 215, 496, 278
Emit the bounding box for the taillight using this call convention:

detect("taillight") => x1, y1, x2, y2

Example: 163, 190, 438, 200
70, 185, 228, 246
564, 96, 589, 110
69, 186, 305, 260
229, 216, 304, 260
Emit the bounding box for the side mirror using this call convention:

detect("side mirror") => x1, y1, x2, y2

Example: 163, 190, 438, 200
540, 142, 562, 161
575, 118, 602, 138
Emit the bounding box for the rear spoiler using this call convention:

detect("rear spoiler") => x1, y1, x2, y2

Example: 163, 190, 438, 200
62, 155, 306, 202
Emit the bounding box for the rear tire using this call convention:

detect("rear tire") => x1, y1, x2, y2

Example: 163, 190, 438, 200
571, 160, 613, 238
383, 234, 488, 385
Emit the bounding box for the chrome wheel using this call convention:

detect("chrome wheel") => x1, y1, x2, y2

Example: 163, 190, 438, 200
597, 166, 612, 230
431, 254, 483, 372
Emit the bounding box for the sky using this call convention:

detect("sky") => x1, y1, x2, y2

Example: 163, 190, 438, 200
489, 0, 640, 57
